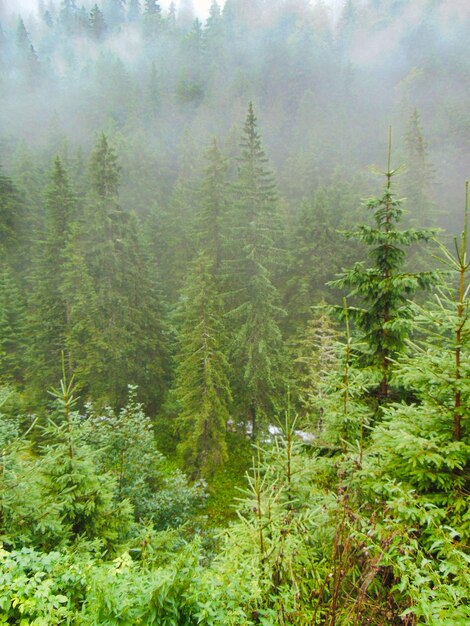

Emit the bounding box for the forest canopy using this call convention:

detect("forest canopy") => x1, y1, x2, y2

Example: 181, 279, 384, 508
0, 1, 468, 624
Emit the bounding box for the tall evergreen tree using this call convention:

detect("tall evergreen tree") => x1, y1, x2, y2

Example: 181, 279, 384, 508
196, 139, 229, 270
89, 4, 107, 41
331, 131, 438, 402
15, 18, 40, 83
0, 267, 26, 382
103, 0, 125, 28
174, 253, 231, 478
229, 103, 286, 438
27, 158, 76, 394
64, 135, 169, 409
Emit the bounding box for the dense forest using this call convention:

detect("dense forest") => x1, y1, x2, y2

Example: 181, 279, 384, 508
0, 0, 468, 623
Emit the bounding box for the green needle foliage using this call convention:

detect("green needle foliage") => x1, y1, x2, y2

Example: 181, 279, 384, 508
331, 130, 438, 403
229, 103, 286, 437
174, 253, 232, 478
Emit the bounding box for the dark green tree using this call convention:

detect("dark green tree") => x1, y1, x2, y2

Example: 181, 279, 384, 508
174, 253, 232, 478
196, 139, 229, 270
331, 131, 438, 402
27, 158, 76, 395
229, 103, 286, 438
0, 268, 26, 382
64, 135, 169, 409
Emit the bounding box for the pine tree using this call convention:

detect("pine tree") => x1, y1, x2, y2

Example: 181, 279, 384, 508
0, 169, 22, 257
174, 253, 231, 478
196, 139, 229, 270
368, 187, 469, 543
143, 0, 162, 40
15, 18, 40, 83
89, 4, 107, 41
229, 103, 286, 438
27, 157, 75, 394
330, 130, 438, 402
0, 267, 26, 382
64, 135, 169, 409
293, 302, 339, 425
0, 170, 26, 383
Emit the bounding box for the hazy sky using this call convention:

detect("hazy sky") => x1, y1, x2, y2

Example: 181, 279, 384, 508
2, 0, 223, 18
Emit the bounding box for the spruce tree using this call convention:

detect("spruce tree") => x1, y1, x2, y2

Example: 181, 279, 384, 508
171, 139, 232, 476
196, 139, 229, 270
27, 157, 75, 394
0, 171, 26, 383
64, 134, 169, 409
368, 187, 469, 543
0, 267, 26, 382
89, 4, 107, 41
174, 253, 231, 478
229, 103, 286, 438
331, 130, 438, 402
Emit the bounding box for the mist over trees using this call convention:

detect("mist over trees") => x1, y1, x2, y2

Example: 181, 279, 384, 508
0, 1, 468, 624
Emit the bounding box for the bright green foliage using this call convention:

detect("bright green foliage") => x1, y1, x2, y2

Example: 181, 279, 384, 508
331, 135, 438, 401
0, 547, 86, 624
293, 302, 339, 424
83, 386, 205, 528
229, 103, 286, 437
0, 373, 133, 551
80, 545, 202, 625
367, 196, 469, 544
174, 253, 232, 478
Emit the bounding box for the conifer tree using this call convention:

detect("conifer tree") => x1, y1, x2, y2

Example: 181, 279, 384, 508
89, 4, 107, 41
15, 18, 40, 83
196, 139, 229, 270
64, 134, 169, 409
0, 267, 26, 382
27, 158, 75, 393
171, 139, 232, 476
0, 170, 26, 383
229, 103, 286, 438
368, 187, 469, 542
174, 253, 231, 478
103, 0, 125, 28
331, 131, 438, 402
293, 302, 339, 425
0, 169, 22, 257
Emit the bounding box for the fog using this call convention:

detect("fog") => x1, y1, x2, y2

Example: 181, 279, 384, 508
1, 0, 469, 233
